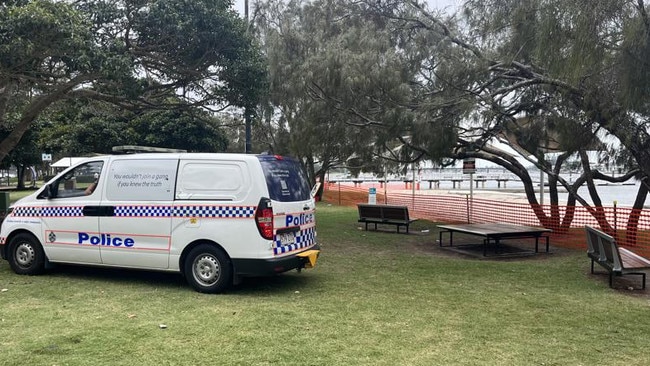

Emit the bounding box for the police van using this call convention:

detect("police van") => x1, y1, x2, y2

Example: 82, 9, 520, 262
0, 153, 319, 293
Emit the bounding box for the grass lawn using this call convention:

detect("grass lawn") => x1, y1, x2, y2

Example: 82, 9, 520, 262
1, 203, 649, 365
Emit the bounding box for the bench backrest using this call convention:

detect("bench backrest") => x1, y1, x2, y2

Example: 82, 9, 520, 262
585, 226, 606, 262
358, 204, 383, 219
381, 206, 409, 221
357, 204, 410, 221
585, 226, 622, 271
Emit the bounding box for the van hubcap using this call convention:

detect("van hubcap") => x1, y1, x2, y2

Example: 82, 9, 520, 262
193, 254, 220, 285
15, 243, 35, 267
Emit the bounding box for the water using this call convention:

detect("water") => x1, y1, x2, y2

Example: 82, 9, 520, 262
417, 179, 644, 207
331, 172, 646, 208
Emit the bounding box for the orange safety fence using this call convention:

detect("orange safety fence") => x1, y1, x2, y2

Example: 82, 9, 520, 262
322, 183, 650, 257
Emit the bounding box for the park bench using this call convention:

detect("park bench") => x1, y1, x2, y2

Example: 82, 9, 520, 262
357, 204, 417, 233
585, 226, 650, 289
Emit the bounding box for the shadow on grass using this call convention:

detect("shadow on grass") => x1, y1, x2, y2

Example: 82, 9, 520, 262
44, 264, 316, 294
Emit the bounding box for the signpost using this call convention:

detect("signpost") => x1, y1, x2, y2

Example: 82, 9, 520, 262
368, 187, 377, 205
41, 153, 52, 180
463, 158, 476, 223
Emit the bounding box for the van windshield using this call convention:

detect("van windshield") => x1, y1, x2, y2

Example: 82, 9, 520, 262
258, 155, 311, 202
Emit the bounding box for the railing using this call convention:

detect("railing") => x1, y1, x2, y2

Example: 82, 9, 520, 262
322, 184, 650, 256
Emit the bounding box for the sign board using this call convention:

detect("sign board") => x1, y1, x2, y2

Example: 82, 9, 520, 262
41, 153, 52, 162
462, 158, 476, 174
368, 187, 377, 205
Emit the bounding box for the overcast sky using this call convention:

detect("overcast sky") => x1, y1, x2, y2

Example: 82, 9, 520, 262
233, 0, 461, 17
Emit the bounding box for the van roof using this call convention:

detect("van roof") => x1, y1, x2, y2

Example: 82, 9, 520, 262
92, 153, 274, 161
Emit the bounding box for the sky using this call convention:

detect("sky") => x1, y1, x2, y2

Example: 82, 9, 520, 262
233, 0, 461, 17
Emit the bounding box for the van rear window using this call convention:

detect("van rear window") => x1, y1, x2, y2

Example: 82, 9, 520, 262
258, 156, 311, 202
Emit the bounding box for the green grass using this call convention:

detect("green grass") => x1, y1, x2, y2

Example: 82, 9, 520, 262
1, 204, 649, 365
8, 189, 37, 204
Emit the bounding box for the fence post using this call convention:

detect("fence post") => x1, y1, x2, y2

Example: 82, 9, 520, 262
338, 181, 341, 206
466, 194, 470, 224
613, 200, 617, 233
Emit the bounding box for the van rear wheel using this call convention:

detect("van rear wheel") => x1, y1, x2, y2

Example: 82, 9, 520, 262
184, 244, 232, 293
8, 233, 45, 275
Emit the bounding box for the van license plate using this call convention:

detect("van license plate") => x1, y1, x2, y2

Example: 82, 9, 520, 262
278, 232, 295, 245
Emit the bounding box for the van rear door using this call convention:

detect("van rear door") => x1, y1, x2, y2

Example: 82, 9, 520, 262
257, 155, 316, 256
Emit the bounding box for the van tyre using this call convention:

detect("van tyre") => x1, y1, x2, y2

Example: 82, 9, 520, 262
8, 233, 45, 275
185, 244, 232, 294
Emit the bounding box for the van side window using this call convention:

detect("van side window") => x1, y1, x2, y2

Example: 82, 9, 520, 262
55, 161, 104, 198
176, 161, 249, 201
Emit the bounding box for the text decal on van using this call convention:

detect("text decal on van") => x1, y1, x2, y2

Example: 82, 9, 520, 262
78, 233, 135, 247
285, 212, 315, 227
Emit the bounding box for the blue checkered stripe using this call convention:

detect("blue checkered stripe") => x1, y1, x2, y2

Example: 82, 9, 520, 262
12, 206, 84, 217
173, 205, 255, 218
112, 205, 255, 218
273, 227, 317, 255
114, 206, 173, 217
11, 206, 42, 217
41, 206, 84, 217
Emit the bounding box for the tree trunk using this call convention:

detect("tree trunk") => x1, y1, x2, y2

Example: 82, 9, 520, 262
16, 165, 26, 189
625, 178, 649, 246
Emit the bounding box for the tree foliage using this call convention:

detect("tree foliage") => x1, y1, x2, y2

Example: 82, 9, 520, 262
39, 100, 228, 155
252, 0, 650, 231
253, 0, 476, 188
350, 0, 650, 231
0, 0, 265, 163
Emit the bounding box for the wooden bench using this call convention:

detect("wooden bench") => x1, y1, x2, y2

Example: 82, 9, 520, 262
357, 204, 417, 233
585, 226, 650, 289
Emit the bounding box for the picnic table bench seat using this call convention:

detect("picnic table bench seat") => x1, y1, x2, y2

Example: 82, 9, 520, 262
357, 204, 417, 233
585, 226, 650, 289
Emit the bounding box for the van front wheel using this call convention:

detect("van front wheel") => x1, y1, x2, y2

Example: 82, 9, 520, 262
184, 244, 232, 294
8, 233, 45, 275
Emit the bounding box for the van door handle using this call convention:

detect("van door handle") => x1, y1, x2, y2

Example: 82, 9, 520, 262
303, 205, 310, 210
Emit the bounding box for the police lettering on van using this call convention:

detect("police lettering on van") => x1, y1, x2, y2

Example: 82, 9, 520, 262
0, 153, 319, 293
285, 212, 315, 227
78, 233, 135, 247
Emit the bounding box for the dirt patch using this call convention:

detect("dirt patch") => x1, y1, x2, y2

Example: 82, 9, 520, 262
358, 224, 650, 298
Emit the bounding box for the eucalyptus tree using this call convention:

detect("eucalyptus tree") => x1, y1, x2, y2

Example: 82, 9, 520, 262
253, 0, 378, 188
0, 0, 265, 163
253, 0, 475, 190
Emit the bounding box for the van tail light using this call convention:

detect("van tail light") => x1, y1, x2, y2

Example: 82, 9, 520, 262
255, 198, 274, 240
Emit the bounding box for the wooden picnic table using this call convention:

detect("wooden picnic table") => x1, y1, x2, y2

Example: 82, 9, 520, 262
438, 223, 552, 256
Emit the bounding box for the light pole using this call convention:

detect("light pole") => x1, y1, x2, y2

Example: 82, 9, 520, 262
244, 0, 252, 154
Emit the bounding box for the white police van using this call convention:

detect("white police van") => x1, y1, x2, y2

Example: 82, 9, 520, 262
0, 153, 319, 293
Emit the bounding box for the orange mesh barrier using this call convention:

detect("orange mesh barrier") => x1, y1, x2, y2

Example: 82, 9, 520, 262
322, 184, 650, 257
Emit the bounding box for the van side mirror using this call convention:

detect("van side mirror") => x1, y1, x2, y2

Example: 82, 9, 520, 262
310, 182, 321, 198
37, 184, 55, 199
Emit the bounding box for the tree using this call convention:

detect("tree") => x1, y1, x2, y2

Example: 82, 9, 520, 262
354, 0, 650, 232
0, 122, 41, 189
0, 0, 265, 163
39, 99, 229, 155
254, 0, 378, 190
253, 0, 470, 194
450, 0, 650, 233
252, 0, 650, 236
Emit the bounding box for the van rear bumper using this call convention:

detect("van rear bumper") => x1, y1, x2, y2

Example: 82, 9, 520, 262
232, 245, 321, 277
